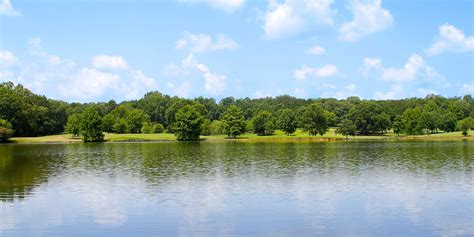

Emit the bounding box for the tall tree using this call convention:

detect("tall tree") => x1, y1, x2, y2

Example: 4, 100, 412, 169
335, 119, 356, 138
278, 109, 297, 135
174, 105, 204, 141
300, 103, 328, 136
221, 106, 246, 138
251, 111, 276, 136
79, 107, 104, 142
65, 114, 81, 137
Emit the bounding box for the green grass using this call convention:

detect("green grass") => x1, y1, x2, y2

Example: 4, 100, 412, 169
9, 129, 473, 144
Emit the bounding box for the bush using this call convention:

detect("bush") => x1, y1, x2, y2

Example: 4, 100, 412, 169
0, 119, 14, 142
141, 122, 165, 134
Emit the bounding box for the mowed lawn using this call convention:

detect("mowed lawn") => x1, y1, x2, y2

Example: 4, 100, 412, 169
9, 129, 473, 143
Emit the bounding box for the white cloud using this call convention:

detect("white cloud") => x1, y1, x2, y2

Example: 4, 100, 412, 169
460, 83, 474, 95
426, 23, 474, 56
0, 0, 20, 16
363, 54, 445, 84
254, 90, 272, 98
165, 53, 226, 94
294, 64, 338, 80
373, 84, 404, 100
2, 38, 158, 102
179, 0, 245, 13
263, 0, 335, 38
305, 45, 326, 55
167, 81, 192, 98
207, 0, 245, 12
176, 32, 237, 53
417, 88, 438, 97
323, 84, 357, 99
59, 68, 121, 100
92, 54, 129, 70
339, 0, 393, 41
28, 37, 70, 66
0, 50, 19, 67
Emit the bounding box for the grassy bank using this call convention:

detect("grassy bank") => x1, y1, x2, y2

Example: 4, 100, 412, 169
8, 129, 473, 144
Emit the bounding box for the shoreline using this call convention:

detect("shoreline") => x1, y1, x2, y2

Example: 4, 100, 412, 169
6, 130, 473, 144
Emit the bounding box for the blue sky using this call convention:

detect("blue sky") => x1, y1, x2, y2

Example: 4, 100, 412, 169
0, 0, 473, 102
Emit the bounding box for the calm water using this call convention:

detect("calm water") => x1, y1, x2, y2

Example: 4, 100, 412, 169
0, 141, 473, 236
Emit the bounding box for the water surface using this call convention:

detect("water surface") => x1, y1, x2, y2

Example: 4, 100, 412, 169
1, 141, 473, 236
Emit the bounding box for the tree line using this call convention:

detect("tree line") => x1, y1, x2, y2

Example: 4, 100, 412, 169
0, 81, 473, 142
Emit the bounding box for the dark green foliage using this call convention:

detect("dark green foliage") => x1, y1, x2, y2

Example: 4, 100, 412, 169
137, 91, 171, 126
103, 105, 150, 134
174, 105, 204, 141
392, 116, 403, 136
347, 102, 390, 135
440, 112, 457, 132
79, 107, 104, 142
0, 119, 14, 142
403, 108, 424, 135
251, 111, 276, 136
0, 82, 67, 136
65, 114, 81, 137
2, 81, 474, 140
458, 118, 472, 136
278, 109, 297, 135
300, 104, 328, 136
335, 119, 356, 138
221, 106, 246, 138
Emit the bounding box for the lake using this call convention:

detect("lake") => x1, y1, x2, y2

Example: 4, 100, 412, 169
0, 141, 473, 236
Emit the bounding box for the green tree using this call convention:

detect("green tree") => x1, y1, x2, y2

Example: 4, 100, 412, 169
403, 108, 424, 135
209, 120, 224, 135
251, 111, 276, 136
457, 118, 472, 136
335, 119, 356, 138
200, 119, 212, 136
392, 116, 403, 136
347, 102, 387, 135
0, 119, 14, 143
79, 107, 104, 142
174, 105, 204, 141
300, 103, 328, 136
440, 112, 457, 132
65, 114, 81, 137
141, 122, 164, 134
421, 111, 440, 134
278, 109, 297, 135
221, 106, 246, 138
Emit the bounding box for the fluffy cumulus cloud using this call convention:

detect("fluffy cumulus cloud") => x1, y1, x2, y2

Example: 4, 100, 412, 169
339, 0, 393, 41
294, 64, 338, 80
365, 54, 449, 99
460, 83, 474, 96
363, 54, 445, 84
0, 50, 19, 67
373, 84, 404, 100
0, 0, 20, 16
426, 23, 474, 56
92, 55, 129, 70
263, 0, 336, 38
176, 32, 237, 53
179, 0, 245, 12
1, 38, 158, 102
320, 83, 358, 99
304, 45, 326, 55
165, 53, 226, 95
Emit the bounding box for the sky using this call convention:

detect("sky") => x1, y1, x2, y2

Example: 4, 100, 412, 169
0, 0, 473, 102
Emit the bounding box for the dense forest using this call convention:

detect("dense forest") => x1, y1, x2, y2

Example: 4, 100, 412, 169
0, 81, 473, 142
